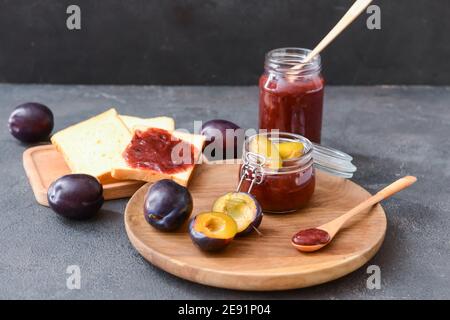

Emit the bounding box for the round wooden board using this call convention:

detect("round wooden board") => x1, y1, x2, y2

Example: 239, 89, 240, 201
124, 163, 387, 291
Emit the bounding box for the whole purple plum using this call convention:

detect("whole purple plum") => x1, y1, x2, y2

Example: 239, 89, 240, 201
47, 174, 104, 220
201, 119, 242, 160
8, 102, 54, 143
144, 179, 193, 231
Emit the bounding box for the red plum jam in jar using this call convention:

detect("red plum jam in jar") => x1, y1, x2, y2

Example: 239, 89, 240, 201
259, 48, 325, 143
239, 132, 315, 214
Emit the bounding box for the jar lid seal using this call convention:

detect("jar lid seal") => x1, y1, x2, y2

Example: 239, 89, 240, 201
312, 143, 357, 179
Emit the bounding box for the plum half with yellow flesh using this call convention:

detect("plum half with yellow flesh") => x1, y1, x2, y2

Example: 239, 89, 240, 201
249, 135, 282, 169
212, 192, 262, 236
277, 141, 304, 159
189, 212, 237, 252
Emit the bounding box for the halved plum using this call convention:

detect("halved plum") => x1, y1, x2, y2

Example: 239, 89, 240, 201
189, 212, 237, 252
212, 192, 262, 236
249, 135, 282, 169
277, 141, 304, 160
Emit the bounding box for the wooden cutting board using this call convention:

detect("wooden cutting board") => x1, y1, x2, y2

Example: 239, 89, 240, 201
125, 163, 387, 291
23, 145, 144, 206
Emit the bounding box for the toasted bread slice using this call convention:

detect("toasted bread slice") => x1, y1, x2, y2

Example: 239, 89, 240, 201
51, 108, 130, 183
111, 130, 205, 186
119, 115, 175, 132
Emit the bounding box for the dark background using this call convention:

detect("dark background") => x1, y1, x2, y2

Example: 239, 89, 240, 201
0, 0, 448, 85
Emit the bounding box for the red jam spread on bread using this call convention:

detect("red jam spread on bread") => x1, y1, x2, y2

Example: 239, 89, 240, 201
123, 128, 196, 174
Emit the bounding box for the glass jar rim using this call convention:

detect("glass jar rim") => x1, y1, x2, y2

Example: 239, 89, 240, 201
244, 131, 357, 178
244, 132, 314, 174
265, 47, 322, 77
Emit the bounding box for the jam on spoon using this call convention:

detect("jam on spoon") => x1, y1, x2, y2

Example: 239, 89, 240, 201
292, 228, 330, 246
292, 176, 417, 253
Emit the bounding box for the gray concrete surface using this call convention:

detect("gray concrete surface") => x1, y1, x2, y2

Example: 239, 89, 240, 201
0, 84, 449, 299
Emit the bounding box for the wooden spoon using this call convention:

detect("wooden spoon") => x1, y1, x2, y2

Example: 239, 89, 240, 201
292, 176, 417, 253
292, 0, 373, 70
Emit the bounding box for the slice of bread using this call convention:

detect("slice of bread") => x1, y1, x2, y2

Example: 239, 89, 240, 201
51, 108, 131, 183
111, 130, 205, 186
119, 115, 175, 132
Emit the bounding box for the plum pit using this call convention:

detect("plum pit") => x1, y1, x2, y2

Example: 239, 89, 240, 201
205, 217, 225, 233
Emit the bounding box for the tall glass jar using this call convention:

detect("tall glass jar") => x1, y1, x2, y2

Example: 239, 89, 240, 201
259, 48, 325, 143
